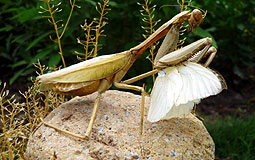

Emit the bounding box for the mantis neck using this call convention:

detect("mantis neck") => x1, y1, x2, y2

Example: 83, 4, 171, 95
130, 11, 191, 59
131, 28, 170, 59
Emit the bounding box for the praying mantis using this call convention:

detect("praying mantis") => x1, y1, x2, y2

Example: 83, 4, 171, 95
38, 9, 205, 140
120, 11, 227, 122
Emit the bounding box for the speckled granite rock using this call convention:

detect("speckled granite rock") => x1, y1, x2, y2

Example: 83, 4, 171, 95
25, 90, 215, 160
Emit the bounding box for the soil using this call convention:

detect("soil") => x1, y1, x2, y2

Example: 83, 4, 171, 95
197, 84, 255, 120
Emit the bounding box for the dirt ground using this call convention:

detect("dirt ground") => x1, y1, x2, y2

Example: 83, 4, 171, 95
198, 84, 255, 120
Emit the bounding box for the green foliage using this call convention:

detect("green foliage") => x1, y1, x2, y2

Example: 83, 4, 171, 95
1, 0, 255, 88
190, 0, 255, 84
206, 116, 255, 160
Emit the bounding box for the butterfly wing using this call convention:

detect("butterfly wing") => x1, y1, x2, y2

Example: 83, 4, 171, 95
148, 61, 226, 122
161, 101, 195, 119
148, 67, 182, 122
175, 62, 225, 106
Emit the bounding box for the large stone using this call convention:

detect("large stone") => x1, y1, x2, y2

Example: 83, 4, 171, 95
25, 90, 215, 159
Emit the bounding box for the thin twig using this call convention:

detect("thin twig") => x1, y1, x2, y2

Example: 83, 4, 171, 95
46, 0, 66, 67
59, 0, 76, 39
94, 0, 109, 57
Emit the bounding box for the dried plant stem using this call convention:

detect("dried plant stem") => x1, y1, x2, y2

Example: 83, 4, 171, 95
46, 0, 66, 67
85, 25, 92, 60
60, 0, 76, 39
94, 0, 108, 57
178, 0, 185, 12
79, 0, 110, 60
43, 91, 49, 118
25, 92, 33, 130
45, 0, 76, 68
177, 0, 192, 12
1, 101, 6, 133
144, 0, 156, 82
140, 0, 159, 82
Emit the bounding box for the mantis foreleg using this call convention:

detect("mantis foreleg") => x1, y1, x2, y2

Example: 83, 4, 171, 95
122, 24, 180, 84
154, 25, 179, 66
203, 47, 217, 67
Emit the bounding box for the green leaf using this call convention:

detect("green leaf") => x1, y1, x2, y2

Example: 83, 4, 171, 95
9, 60, 27, 68
192, 27, 218, 48
10, 68, 35, 84
12, 34, 32, 44
83, 0, 96, 6
9, 68, 25, 84
0, 25, 13, 32
0, 52, 12, 60
11, 8, 38, 23
109, 1, 118, 7
22, 68, 34, 76
48, 54, 61, 67
26, 31, 54, 51
26, 45, 55, 68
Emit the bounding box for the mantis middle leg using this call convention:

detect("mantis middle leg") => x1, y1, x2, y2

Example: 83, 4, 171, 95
114, 82, 146, 140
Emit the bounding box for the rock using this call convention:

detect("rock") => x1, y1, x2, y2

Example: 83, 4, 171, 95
25, 90, 215, 159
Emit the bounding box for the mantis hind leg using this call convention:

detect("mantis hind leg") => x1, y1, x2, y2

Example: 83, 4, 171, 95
84, 92, 101, 138
41, 79, 109, 140
41, 92, 101, 140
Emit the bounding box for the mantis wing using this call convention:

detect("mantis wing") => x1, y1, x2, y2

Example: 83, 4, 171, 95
148, 62, 226, 122
37, 51, 131, 83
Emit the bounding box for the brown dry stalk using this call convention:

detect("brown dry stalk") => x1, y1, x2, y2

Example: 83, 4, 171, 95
94, 0, 110, 57
139, 0, 160, 83
46, 0, 66, 67
42, 0, 76, 68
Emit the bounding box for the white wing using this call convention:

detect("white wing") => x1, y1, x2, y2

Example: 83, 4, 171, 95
148, 61, 225, 122
162, 101, 194, 119
174, 62, 223, 106
148, 67, 182, 122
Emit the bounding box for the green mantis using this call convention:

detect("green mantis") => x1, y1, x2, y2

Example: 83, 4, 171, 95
38, 9, 205, 140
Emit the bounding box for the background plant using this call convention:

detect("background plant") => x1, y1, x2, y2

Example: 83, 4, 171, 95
206, 116, 255, 160
2, 0, 254, 90
0, 64, 67, 159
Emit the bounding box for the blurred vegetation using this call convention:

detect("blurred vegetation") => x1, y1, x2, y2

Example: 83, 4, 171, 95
1, 0, 254, 89
206, 116, 255, 160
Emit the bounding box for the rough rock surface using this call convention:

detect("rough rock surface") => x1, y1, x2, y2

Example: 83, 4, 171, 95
25, 90, 215, 160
